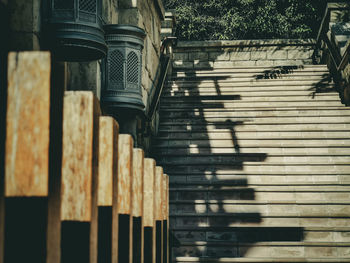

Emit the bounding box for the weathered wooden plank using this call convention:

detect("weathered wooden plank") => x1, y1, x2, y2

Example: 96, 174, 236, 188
155, 167, 163, 221
132, 149, 144, 217
61, 91, 100, 221
117, 134, 133, 214
132, 149, 144, 263
98, 116, 119, 207
155, 167, 163, 263
0, 26, 7, 263
60, 91, 100, 263
5, 52, 51, 197
143, 158, 155, 227
47, 61, 66, 263
165, 175, 169, 263
144, 158, 156, 263
97, 116, 118, 263
162, 174, 168, 263
162, 174, 167, 221
117, 134, 133, 263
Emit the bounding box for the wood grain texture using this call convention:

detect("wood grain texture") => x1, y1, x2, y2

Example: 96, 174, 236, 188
162, 174, 167, 221
165, 175, 169, 219
46, 61, 66, 263
5, 52, 51, 197
61, 91, 101, 222
117, 134, 133, 214
132, 148, 144, 217
143, 158, 155, 227
98, 116, 119, 206
155, 167, 163, 221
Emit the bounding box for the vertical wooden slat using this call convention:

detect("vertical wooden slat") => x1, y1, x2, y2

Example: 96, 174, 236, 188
98, 117, 119, 207
4, 52, 51, 263
166, 175, 169, 263
132, 149, 144, 263
47, 61, 66, 263
60, 91, 100, 263
155, 167, 164, 263
97, 116, 119, 263
0, 20, 8, 261
5, 52, 51, 197
144, 158, 156, 263
117, 134, 133, 263
162, 174, 168, 263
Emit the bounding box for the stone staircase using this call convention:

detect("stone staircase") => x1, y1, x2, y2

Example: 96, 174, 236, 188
151, 43, 350, 262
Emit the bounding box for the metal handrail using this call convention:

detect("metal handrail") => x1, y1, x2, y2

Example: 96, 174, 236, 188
313, 2, 349, 71
147, 36, 177, 121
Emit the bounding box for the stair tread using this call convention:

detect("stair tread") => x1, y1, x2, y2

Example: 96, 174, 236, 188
173, 257, 350, 262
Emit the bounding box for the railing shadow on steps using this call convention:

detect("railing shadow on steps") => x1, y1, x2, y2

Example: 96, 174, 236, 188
313, 1, 350, 105
152, 57, 305, 260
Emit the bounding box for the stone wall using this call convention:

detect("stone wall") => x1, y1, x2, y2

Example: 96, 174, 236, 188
173, 39, 316, 69
118, 0, 165, 109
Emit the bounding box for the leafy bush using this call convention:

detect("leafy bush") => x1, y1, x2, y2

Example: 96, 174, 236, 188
164, 0, 328, 40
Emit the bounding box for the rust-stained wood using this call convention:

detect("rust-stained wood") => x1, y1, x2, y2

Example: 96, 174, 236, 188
132, 148, 144, 217
46, 61, 66, 263
98, 116, 119, 207
143, 159, 156, 263
162, 174, 167, 221
60, 91, 101, 222
117, 134, 133, 214
162, 174, 168, 263
165, 175, 169, 263
111, 128, 119, 263
155, 167, 163, 221
117, 134, 133, 263
132, 149, 144, 263
5, 52, 51, 197
155, 167, 163, 263
143, 158, 156, 227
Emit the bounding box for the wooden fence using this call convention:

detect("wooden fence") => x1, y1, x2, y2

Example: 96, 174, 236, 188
0, 52, 169, 263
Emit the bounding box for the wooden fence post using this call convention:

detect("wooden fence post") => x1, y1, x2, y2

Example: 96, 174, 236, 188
4, 52, 51, 262
162, 174, 168, 263
60, 91, 101, 263
0, 36, 8, 263
155, 167, 164, 263
97, 116, 119, 263
132, 149, 144, 263
116, 134, 133, 263
46, 61, 66, 263
144, 158, 156, 263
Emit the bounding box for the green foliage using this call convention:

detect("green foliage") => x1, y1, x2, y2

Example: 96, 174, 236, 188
164, 0, 328, 40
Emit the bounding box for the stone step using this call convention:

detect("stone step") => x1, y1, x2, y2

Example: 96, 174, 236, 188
171, 72, 330, 80
160, 106, 347, 112
158, 124, 350, 133
167, 78, 333, 85
166, 81, 335, 89
154, 138, 350, 147
173, 65, 328, 74
158, 115, 350, 124
172, 242, 350, 259
169, 174, 350, 185
163, 90, 338, 98
156, 155, 350, 166
160, 101, 344, 109
160, 109, 350, 118
173, 257, 350, 263
170, 190, 350, 202
152, 147, 350, 156
171, 226, 350, 239
172, 69, 329, 76
161, 96, 341, 105
170, 214, 350, 228
163, 165, 350, 175
174, 257, 350, 263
